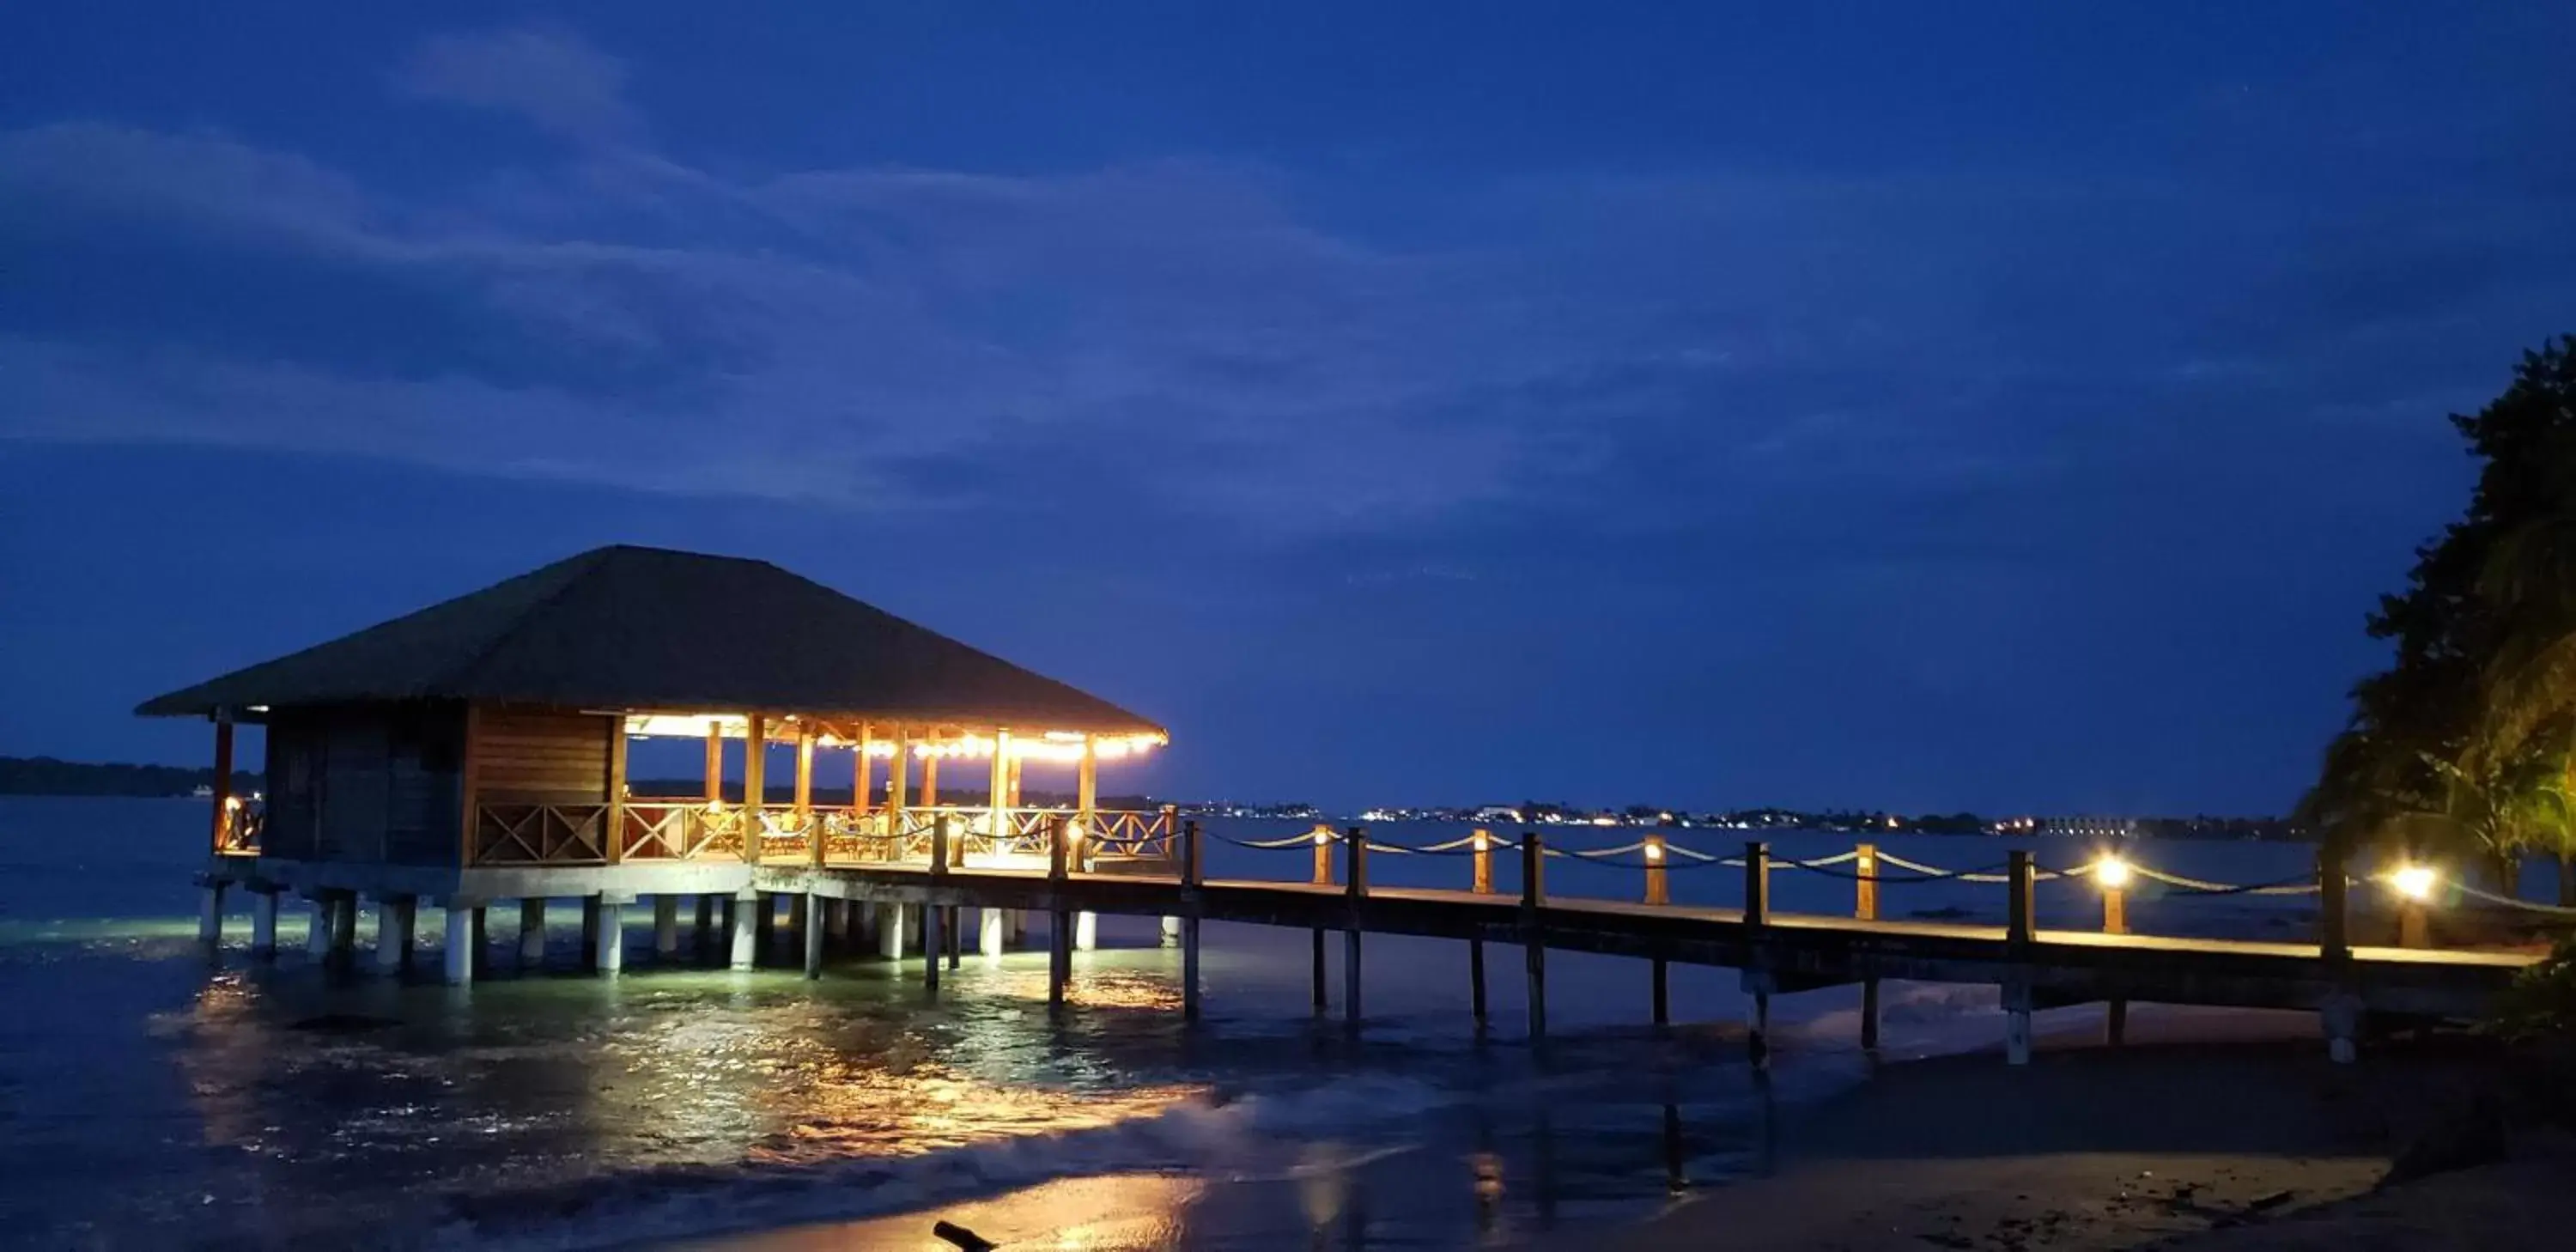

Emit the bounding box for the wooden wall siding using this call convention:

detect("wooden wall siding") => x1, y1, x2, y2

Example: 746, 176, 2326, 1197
263, 716, 321, 860
471, 709, 615, 805
385, 704, 464, 865
319, 719, 391, 860
253, 705, 468, 866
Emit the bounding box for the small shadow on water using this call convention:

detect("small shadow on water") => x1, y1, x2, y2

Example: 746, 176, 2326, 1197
286, 1011, 402, 1034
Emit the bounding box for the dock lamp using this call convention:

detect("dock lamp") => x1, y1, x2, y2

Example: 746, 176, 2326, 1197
2388, 863, 2438, 948
2093, 854, 2130, 935
2389, 864, 2438, 902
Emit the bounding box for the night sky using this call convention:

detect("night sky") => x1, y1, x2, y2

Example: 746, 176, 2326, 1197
5, 4, 2573, 815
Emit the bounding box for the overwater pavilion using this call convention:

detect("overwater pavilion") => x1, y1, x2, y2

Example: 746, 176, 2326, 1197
142, 544, 1170, 981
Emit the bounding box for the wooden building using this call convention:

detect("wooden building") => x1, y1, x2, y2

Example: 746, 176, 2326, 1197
143, 544, 1168, 981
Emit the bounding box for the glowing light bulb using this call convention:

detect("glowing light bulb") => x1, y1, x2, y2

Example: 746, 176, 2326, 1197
2093, 855, 2130, 890
1644, 842, 1665, 862
2391, 864, 2438, 902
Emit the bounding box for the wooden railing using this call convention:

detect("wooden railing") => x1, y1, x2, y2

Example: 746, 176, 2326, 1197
467, 802, 1177, 866
473, 803, 612, 865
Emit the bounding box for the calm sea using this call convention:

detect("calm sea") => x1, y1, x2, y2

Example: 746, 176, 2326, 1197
0, 795, 2341, 1249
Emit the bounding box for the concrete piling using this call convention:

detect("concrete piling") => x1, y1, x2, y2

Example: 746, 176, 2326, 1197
593, 896, 627, 975
249, 888, 278, 959
653, 896, 680, 956
519, 899, 546, 968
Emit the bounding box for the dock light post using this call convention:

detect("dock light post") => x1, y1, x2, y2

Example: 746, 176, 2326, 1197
2391, 863, 2437, 949
2094, 855, 2130, 936
1344, 826, 1368, 1030
1179, 819, 1203, 1022
2093, 854, 2131, 1045
1855, 842, 1880, 1051
1643, 836, 1668, 906
1312, 824, 1334, 885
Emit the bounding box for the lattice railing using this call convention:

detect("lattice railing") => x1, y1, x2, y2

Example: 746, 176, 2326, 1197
474, 804, 611, 865
619, 802, 736, 861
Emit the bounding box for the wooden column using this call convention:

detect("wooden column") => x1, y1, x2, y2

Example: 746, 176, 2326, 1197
853, 721, 874, 814
704, 724, 724, 801
920, 754, 939, 807
1077, 738, 1099, 823
605, 718, 629, 865
1471, 828, 1493, 893
890, 731, 911, 817
793, 726, 815, 812
1643, 836, 1668, 904
989, 731, 1012, 850
1006, 755, 1024, 806
207, 714, 235, 853
740, 714, 768, 863
459, 704, 483, 866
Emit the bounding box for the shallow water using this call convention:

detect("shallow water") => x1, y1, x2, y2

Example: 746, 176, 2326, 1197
0, 796, 2391, 1249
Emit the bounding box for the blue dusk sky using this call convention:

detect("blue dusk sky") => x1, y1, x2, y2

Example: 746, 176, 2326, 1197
4, 4, 2573, 814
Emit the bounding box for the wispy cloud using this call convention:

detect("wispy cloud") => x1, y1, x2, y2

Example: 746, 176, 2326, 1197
392, 26, 646, 148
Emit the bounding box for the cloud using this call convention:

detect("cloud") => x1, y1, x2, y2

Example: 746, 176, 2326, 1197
3, 26, 2568, 557
392, 26, 644, 147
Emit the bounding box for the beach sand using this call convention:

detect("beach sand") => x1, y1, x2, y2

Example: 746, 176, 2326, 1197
1584, 1006, 2543, 1252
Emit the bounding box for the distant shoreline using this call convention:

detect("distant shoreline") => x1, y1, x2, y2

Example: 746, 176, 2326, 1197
0, 757, 258, 799
0, 755, 2301, 839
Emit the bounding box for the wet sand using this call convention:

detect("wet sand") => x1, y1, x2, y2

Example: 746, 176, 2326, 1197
1590, 1006, 2515, 1252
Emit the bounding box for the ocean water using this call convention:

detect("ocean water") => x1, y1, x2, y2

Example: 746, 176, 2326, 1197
0, 796, 2352, 1249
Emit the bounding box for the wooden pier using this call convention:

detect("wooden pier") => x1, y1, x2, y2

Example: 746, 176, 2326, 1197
150, 544, 2547, 1067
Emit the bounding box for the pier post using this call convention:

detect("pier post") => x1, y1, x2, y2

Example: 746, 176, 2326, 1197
789, 893, 809, 948
654, 896, 680, 956
519, 898, 546, 967
470, 906, 486, 977
581, 896, 602, 971
1643, 835, 1668, 905
2319, 842, 2351, 963
2006, 850, 2035, 1066
1856, 842, 1880, 1051
1180, 820, 1204, 1022
927, 816, 951, 989
879, 903, 909, 959
804, 892, 825, 979
754, 893, 777, 961
2007, 848, 2035, 947
1345, 826, 1367, 1031
1048, 815, 1072, 1012
305, 893, 331, 958
249, 887, 278, 959
373, 895, 416, 975
197, 877, 228, 950
593, 896, 627, 975
979, 907, 1005, 959
329, 894, 358, 965
1074, 911, 1097, 951
1310, 825, 1333, 1012
1745, 842, 1771, 1069
1522, 830, 1547, 1040
1469, 828, 1491, 1023
1651, 957, 1669, 1027
948, 907, 963, 970
1311, 928, 1327, 1014
441, 900, 478, 985
730, 889, 760, 970
2322, 991, 2363, 1065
